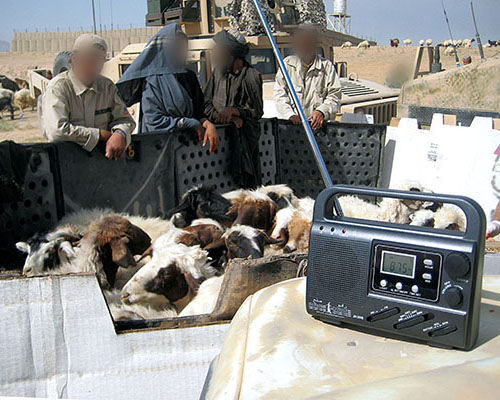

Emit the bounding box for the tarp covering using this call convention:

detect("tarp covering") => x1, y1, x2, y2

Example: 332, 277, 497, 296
0, 274, 229, 399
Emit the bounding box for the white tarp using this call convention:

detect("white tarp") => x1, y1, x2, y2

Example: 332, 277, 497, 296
0, 274, 229, 400
384, 115, 500, 220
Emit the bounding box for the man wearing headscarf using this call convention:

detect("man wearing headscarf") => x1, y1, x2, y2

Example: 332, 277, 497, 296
204, 29, 264, 188
117, 24, 219, 153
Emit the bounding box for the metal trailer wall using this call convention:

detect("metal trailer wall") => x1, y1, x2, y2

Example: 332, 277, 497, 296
0, 120, 385, 269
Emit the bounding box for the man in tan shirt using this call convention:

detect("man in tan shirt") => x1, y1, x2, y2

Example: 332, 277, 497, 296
41, 34, 135, 159
274, 24, 342, 129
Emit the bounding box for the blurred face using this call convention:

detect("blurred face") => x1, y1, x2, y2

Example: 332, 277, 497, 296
70, 50, 105, 86
174, 33, 189, 66
293, 30, 318, 63
213, 43, 233, 70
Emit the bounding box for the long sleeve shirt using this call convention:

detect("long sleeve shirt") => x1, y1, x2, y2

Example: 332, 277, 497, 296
274, 55, 342, 121
40, 71, 135, 151
204, 63, 263, 122
141, 70, 206, 133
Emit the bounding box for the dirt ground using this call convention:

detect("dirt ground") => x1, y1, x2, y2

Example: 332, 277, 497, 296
1, 46, 498, 144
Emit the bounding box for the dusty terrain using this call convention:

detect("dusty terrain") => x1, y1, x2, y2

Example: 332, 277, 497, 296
0, 46, 498, 144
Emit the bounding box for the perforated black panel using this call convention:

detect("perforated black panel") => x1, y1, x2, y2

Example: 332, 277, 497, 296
174, 127, 239, 200
259, 119, 277, 186
275, 121, 385, 199
0, 147, 62, 268
308, 235, 371, 307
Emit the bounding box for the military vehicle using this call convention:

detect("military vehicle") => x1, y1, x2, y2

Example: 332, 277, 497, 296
101, 0, 400, 124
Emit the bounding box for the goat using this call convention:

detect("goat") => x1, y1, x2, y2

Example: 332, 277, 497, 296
104, 289, 178, 321
390, 39, 400, 47
256, 184, 296, 210
0, 75, 20, 92
19, 215, 151, 289
357, 40, 370, 49
167, 184, 233, 228
14, 78, 29, 89
403, 39, 412, 46
13, 88, 36, 114
341, 41, 352, 49
120, 243, 216, 313
205, 225, 279, 261
225, 189, 278, 232
178, 275, 224, 317
433, 205, 465, 231
17, 208, 172, 278
487, 40, 498, 47
0, 88, 14, 120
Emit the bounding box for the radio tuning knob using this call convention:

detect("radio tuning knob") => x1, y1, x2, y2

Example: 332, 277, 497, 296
445, 252, 471, 279
444, 286, 463, 308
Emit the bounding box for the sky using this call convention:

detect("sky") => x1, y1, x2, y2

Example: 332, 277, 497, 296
0, 0, 498, 45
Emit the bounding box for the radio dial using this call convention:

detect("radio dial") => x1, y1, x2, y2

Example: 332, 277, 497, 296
445, 252, 471, 279
444, 286, 463, 308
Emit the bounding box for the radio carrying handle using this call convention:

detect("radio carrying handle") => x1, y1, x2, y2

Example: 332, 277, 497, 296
315, 185, 486, 240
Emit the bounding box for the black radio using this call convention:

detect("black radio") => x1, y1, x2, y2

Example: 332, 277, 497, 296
306, 186, 486, 350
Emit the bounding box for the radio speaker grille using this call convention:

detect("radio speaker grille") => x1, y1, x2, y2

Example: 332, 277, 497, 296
308, 235, 371, 307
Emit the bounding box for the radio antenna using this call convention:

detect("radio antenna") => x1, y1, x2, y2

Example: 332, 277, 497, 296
440, 0, 460, 67
470, 1, 485, 60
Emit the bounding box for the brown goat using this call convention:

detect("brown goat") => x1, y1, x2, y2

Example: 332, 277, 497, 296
228, 199, 278, 233
284, 211, 312, 254
82, 215, 151, 287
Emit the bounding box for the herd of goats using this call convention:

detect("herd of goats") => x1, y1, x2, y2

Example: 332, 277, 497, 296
15, 183, 465, 321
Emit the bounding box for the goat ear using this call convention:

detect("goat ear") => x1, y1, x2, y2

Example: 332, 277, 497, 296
126, 225, 151, 255
16, 242, 30, 253
183, 272, 205, 295
110, 238, 137, 268
204, 237, 227, 251
58, 241, 77, 260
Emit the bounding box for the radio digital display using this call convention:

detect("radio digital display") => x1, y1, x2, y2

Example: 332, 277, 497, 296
381, 251, 416, 278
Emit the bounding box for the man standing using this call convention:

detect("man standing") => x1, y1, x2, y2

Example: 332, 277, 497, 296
41, 34, 135, 160
274, 24, 341, 129
204, 29, 264, 188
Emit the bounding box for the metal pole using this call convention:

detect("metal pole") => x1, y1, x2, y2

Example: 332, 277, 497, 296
441, 0, 460, 67
91, 0, 97, 34
470, 1, 485, 60
251, 0, 333, 188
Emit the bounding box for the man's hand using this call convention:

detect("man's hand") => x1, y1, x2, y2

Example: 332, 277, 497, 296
201, 121, 220, 153
216, 107, 239, 124
232, 116, 243, 129
105, 132, 126, 160
308, 110, 324, 130
289, 115, 301, 125
99, 129, 113, 142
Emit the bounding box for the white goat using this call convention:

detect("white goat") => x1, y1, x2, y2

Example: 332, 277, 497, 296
341, 41, 352, 48
357, 40, 370, 49
121, 243, 216, 313
403, 39, 412, 46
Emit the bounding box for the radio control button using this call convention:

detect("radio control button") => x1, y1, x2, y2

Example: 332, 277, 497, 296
395, 282, 403, 290
428, 324, 457, 337
411, 285, 419, 293
366, 307, 400, 322
445, 253, 471, 279
380, 279, 388, 288
422, 273, 432, 280
424, 259, 433, 266
444, 286, 463, 308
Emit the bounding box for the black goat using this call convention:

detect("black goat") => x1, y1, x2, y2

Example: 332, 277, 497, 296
167, 185, 234, 228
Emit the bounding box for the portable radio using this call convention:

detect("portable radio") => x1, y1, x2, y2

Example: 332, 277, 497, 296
306, 185, 486, 350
